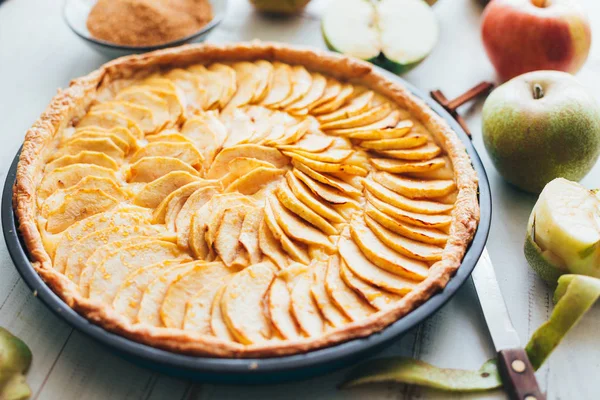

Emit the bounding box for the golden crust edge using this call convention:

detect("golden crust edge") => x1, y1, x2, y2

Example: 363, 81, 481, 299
15, 41, 480, 358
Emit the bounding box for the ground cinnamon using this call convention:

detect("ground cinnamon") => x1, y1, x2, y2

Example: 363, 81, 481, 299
87, 0, 213, 47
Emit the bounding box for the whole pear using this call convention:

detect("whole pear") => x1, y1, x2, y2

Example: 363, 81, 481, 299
482, 70, 600, 193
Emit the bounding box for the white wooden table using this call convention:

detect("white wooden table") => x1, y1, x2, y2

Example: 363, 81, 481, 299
1, 0, 599, 398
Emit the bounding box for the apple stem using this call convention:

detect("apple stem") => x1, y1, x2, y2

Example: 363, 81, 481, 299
533, 84, 544, 100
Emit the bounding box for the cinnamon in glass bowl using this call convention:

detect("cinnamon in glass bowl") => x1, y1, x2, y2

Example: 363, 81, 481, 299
87, 0, 213, 47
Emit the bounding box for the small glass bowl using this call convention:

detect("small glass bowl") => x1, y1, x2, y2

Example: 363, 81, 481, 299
63, 0, 228, 59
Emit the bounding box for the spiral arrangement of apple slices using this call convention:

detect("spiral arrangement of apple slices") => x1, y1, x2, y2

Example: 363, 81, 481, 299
35, 60, 456, 347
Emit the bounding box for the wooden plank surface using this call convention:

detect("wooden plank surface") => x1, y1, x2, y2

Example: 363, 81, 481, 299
0, 0, 598, 399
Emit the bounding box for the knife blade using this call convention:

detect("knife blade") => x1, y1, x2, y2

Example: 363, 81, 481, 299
472, 248, 546, 400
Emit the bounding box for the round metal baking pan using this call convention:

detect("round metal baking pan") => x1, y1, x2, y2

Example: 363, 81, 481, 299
2, 70, 491, 384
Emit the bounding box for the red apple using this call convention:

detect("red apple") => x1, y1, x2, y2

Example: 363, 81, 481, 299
481, 0, 592, 82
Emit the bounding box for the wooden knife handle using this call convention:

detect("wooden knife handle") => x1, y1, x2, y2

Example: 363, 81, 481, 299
498, 348, 546, 400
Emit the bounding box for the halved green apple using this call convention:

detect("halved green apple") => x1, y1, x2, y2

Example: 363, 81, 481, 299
322, 0, 438, 74
525, 178, 600, 285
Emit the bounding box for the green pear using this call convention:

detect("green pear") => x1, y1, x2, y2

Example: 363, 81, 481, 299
0, 328, 32, 400
482, 71, 600, 194
525, 178, 600, 285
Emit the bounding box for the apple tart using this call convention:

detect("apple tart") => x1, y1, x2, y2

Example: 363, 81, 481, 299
15, 42, 479, 357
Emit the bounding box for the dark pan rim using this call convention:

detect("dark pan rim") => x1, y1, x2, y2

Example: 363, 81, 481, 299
1, 68, 491, 376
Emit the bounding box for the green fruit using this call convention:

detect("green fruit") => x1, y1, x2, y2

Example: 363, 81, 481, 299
0, 328, 32, 400
482, 70, 600, 194
249, 0, 311, 14
322, 0, 438, 74
524, 178, 600, 285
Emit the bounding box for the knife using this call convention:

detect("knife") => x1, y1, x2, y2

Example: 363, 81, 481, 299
472, 248, 546, 400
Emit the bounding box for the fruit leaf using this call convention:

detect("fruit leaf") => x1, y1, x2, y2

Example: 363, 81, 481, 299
525, 274, 600, 370
340, 357, 502, 392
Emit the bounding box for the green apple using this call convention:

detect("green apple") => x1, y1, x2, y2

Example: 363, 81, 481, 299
482, 70, 600, 193
322, 0, 438, 74
0, 328, 32, 400
249, 0, 312, 14
525, 178, 600, 285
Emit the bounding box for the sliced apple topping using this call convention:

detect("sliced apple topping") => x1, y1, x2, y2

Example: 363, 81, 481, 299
112, 259, 184, 322
285, 172, 344, 223
137, 261, 198, 327
284, 150, 368, 176
338, 227, 418, 295
370, 156, 446, 174
164, 68, 206, 114
286, 72, 327, 114
206, 63, 237, 108
38, 164, 117, 200
339, 259, 403, 311
224, 62, 262, 112
324, 255, 376, 321
45, 151, 119, 172
160, 262, 231, 329
127, 156, 198, 183
320, 103, 392, 131
261, 62, 293, 107
373, 171, 456, 199
292, 161, 362, 197
327, 109, 402, 136
180, 117, 226, 168
174, 186, 220, 248
291, 271, 326, 336
359, 133, 428, 151
221, 261, 277, 344
206, 144, 288, 179
363, 178, 454, 214
276, 65, 313, 109
376, 141, 442, 161
89, 240, 189, 304
77, 110, 143, 138
239, 207, 264, 264
367, 192, 452, 229
37, 58, 464, 350
225, 166, 285, 195
63, 224, 164, 284
346, 120, 414, 140
116, 89, 172, 129
258, 219, 290, 269
268, 277, 301, 339
268, 192, 335, 250
69, 127, 138, 152
131, 141, 203, 168
316, 90, 373, 123
183, 275, 232, 334
278, 133, 334, 153
263, 197, 311, 264
214, 206, 251, 268
350, 216, 430, 280
366, 204, 449, 245
150, 181, 201, 224
312, 83, 354, 115
210, 285, 236, 341
310, 260, 349, 328
133, 171, 200, 208
364, 215, 443, 262
41, 175, 125, 216
92, 101, 157, 134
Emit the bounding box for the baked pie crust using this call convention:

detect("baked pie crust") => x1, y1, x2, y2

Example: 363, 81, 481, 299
15, 42, 479, 357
